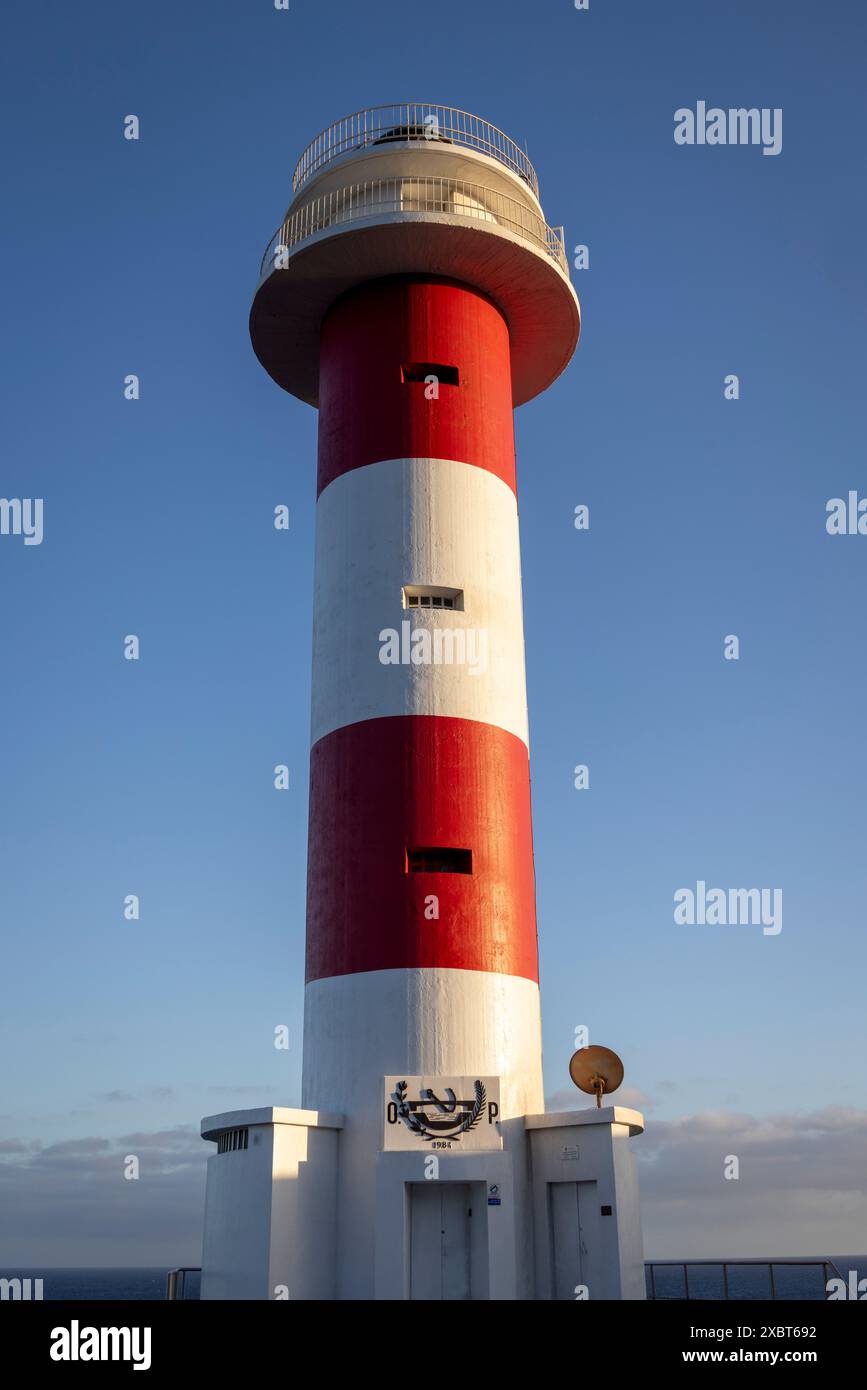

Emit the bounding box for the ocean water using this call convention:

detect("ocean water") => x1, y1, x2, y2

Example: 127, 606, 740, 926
0, 1269, 200, 1301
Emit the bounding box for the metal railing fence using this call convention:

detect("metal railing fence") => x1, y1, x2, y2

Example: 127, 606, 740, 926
166, 1267, 201, 1301
645, 1258, 846, 1301
167, 1259, 848, 1301
259, 176, 567, 282
291, 103, 539, 197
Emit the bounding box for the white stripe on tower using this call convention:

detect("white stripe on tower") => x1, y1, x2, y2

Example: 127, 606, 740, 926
310, 455, 530, 748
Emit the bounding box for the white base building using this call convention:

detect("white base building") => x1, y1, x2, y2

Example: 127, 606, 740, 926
200, 1100, 645, 1301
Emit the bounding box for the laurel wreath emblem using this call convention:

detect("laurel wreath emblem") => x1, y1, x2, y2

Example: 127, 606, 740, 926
392, 1080, 487, 1142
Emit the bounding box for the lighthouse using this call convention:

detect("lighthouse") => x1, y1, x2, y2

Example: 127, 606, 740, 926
198, 104, 646, 1301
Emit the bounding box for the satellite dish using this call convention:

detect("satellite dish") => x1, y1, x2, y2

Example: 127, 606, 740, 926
568, 1045, 624, 1109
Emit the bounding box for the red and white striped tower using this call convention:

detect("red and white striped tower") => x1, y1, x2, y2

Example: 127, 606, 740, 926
250, 104, 580, 1296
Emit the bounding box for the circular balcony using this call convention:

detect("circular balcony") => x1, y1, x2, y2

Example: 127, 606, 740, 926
252, 111, 580, 410
291, 104, 540, 199
259, 176, 567, 284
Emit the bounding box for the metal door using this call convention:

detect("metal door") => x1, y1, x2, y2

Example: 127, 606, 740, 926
550, 1180, 600, 1299
409, 1182, 472, 1300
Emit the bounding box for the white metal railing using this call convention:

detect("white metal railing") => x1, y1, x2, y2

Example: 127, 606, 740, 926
291, 104, 539, 198
259, 176, 567, 281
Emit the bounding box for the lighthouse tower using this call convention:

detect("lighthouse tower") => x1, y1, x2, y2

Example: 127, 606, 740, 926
198, 104, 645, 1301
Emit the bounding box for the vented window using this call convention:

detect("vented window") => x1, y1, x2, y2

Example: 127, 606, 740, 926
403, 586, 464, 611
217, 1128, 249, 1154
401, 362, 460, 387
407, 847, 473, 874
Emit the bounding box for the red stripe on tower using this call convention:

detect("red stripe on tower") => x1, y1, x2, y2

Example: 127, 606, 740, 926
306, 714, 538, 982
317, 278, 517, 496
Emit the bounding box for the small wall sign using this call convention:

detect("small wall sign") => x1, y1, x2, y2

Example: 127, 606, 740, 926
384, 1076, 502, 1151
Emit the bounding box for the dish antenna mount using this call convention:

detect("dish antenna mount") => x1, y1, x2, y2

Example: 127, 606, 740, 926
568, 1044, 625, 1108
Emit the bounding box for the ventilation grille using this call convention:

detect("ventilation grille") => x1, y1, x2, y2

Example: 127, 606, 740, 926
403, 585, 464, 611
217, 1128, 249, 1154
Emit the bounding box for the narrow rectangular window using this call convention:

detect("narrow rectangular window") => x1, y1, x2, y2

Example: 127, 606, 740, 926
401, 362, 460, 387
407, 847, 473, 874
402, 586, 464, 611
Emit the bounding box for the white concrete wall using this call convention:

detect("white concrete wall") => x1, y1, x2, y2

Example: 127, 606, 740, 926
303, 969, 543, 1299
200, 1126, 275, 1300
311, 456, 529, 746
527, 1108, 646, 1301
287, 140, 546, 225
269, 1122, 340, 1299
611, 1119, 647, 1300
200, 1109, 341, 1301
199, 1103, 646, 1301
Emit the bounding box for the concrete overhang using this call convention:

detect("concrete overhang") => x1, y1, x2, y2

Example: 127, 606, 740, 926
525, 1107, 645, 1137
201, 1106, 345, 1141
250, 213, 580, 408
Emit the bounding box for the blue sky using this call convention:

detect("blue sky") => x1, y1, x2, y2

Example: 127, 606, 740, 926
1, 0, 866, 1263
